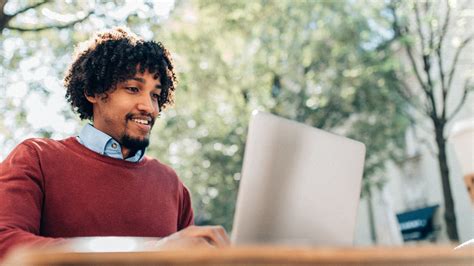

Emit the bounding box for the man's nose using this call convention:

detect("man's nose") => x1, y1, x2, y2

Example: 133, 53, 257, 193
137, 95, 157, 115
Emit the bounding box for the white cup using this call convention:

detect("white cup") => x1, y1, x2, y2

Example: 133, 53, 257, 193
450, 118, 474, 202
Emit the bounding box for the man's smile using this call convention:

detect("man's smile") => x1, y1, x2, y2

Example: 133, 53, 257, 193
131, 118, 151, 125
127, 115, 155, 134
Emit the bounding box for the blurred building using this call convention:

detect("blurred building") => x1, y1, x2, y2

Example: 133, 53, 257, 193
355, 1, 474, 245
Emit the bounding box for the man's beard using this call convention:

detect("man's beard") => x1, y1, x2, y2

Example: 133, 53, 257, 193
120, 113, 154, 152
120, 134, 150, 152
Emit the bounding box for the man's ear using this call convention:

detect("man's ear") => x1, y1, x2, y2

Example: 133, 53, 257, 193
85, 93, 99, 104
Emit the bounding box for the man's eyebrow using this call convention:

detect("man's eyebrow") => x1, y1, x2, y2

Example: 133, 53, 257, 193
130, 77, 145, 83
129, 77, 162, 89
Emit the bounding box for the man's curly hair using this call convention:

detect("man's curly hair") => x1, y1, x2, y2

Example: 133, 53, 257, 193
64, 27, 177, 120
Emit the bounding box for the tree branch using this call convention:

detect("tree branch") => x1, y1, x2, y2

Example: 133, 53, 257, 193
0, 0, 11, 31
438, 0, 451, 57
446, 34, 474, 93
11, 0, 50, 17
414, 2, 426, 55
0, 0, 7, 13
391, 4, 429, 92
404, 42, 438, 115
447, 78, 472, 121
426, 3, 435, 55
414, 2, 438, 120
388, 0, 403, 37
390, 1, 438, 119
6, 10, 93, 32
395, 75, 431, 117
437, 0, 451, 120
413, 0, 436, 100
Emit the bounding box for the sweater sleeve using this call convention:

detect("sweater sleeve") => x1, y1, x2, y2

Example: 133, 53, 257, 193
0, 141, 65, 259
177, 185, 194, 230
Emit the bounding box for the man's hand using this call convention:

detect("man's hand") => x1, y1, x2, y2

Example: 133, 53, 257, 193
153, 225, 230, 250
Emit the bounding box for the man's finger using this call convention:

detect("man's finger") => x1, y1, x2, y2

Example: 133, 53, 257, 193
207, 226, 230, 247
181, 225, 230, 247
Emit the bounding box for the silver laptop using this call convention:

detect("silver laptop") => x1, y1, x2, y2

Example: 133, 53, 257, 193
231, 111, 366, 246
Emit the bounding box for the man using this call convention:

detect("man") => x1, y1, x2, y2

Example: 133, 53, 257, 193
0, 27, 229, 259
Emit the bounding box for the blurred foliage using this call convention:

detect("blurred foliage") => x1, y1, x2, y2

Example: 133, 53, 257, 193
1, 0, 410, 231
150, 0, 410, 230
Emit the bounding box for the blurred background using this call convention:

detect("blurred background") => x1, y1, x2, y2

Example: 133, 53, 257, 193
1, 0, 473, 246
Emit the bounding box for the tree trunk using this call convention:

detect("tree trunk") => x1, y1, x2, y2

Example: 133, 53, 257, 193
434, 120, 459, 241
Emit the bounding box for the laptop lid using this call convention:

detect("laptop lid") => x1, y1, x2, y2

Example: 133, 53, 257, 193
231, 111, 366, 246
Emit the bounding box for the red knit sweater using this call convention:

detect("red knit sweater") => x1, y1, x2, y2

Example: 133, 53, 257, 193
0, 137, 194, 258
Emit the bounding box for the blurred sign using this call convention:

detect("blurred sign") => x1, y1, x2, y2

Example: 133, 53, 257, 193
396, 205, 439, 242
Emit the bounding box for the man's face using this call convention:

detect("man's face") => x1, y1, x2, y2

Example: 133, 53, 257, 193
87, 70, 162, 154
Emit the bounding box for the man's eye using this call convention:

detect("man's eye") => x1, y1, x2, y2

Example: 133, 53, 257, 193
152, 93, 160, 100
126, 87, 139, 93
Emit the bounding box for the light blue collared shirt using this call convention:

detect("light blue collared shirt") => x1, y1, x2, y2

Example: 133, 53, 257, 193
76, 123, 144, 162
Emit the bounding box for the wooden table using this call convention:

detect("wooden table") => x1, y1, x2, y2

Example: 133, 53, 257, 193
3, 244, 473, 265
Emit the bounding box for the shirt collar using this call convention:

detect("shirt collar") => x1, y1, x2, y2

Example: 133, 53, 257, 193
77, 123, 145, 162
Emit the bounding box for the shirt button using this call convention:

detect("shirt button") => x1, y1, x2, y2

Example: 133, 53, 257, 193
111, 143, 118, 149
